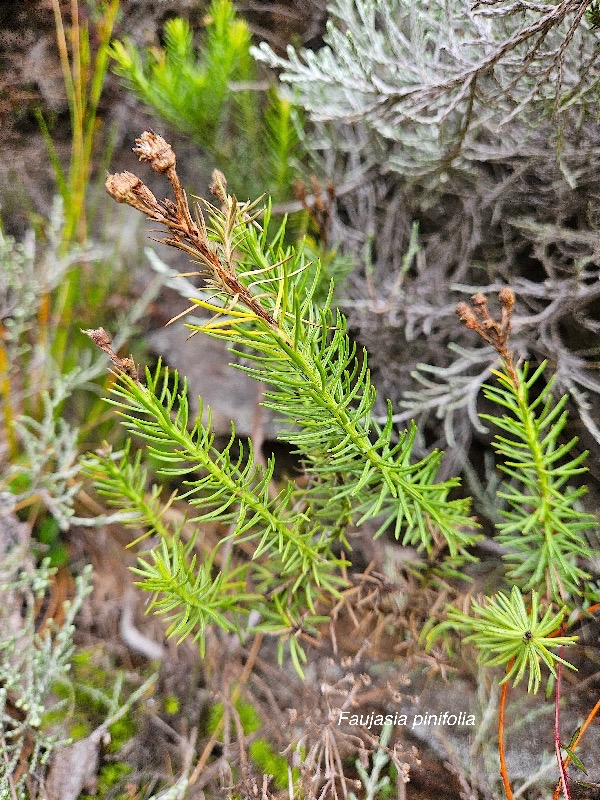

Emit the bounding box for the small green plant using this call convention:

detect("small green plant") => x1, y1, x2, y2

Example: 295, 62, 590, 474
427, 291, 599, 798
88, 134, 599, 798
80, 761, 133, 800
0, 206, 160, 556
586, 1, 600, 29
51, 650, 157, 800
248, 738, 291, 791
208, 700, 294, 789
447, 586, 576, 694
37, 0, 119, 248
36, 0, 121, 384
349, 722, 397, 800
86, 131, 479, 677
38, 0, 120, 248
110, 0, 301, 201
451, 290, 596, 604
0, 0, 160, 556
57, 649, 140, 749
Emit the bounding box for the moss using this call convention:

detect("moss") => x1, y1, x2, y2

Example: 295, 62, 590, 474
52, 649, 142, 750
207, 700, 261, 736
249, 738, 296, 790
80, 761, 133, 800
207, 700, 298, 790
164, 694, 180, 715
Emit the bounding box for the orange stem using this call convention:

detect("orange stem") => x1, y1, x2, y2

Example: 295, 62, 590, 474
552, 698, 600, 800
549, 605, 600, 800
499, 677, 514, 800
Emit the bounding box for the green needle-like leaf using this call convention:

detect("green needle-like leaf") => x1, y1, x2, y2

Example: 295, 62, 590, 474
481, 363, 596, 599
447, 586, 577, 693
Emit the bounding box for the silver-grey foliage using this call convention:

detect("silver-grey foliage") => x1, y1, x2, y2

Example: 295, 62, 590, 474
1, 199, 162, 530
0, 556, 93, 800
254, 0, 600, 473
254, 0, 599, 171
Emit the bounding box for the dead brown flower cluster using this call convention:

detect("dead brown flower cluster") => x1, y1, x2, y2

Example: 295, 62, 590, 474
105, 131, 277, 328
456, 288, 517, 384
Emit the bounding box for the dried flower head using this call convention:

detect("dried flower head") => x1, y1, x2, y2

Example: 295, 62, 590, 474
456, 288, 518, 383
105, 171, 142, 204
499, 287, 515, 311
471, 293, 488, 312
455, 302, 478, 330
133, 130, 176, 173
105, 172, 162, 218
105, 132, 278, 329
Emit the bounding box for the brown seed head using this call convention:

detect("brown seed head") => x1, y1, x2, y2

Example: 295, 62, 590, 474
133, 130, 176, 173
106, 171, 162, 216
456, 302, 478, 329
105, 171, 142, 204
499, 287, 515, 310
82, 326, 113, 350
82, 327, 139, 382
471, 293, 487, 308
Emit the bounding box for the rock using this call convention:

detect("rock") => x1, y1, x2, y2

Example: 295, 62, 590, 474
147, 324, 281, 439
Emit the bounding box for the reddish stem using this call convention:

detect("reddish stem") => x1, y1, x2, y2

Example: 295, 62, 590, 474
552, 697, 600, 800
549, 604, 600, 800
554, 641, 572, 800
499, 677, 514, 800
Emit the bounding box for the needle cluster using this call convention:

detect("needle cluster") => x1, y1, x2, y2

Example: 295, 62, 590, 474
457, 292, 596, 601
91, 131, 481, 673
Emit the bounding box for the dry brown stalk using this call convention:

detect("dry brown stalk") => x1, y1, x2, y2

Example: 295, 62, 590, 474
456, 288, 518, 385
81, 326, 139, 382
105, 131, 278, 328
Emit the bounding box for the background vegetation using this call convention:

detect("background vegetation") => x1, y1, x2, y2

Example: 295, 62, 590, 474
1, 1, 599, 799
